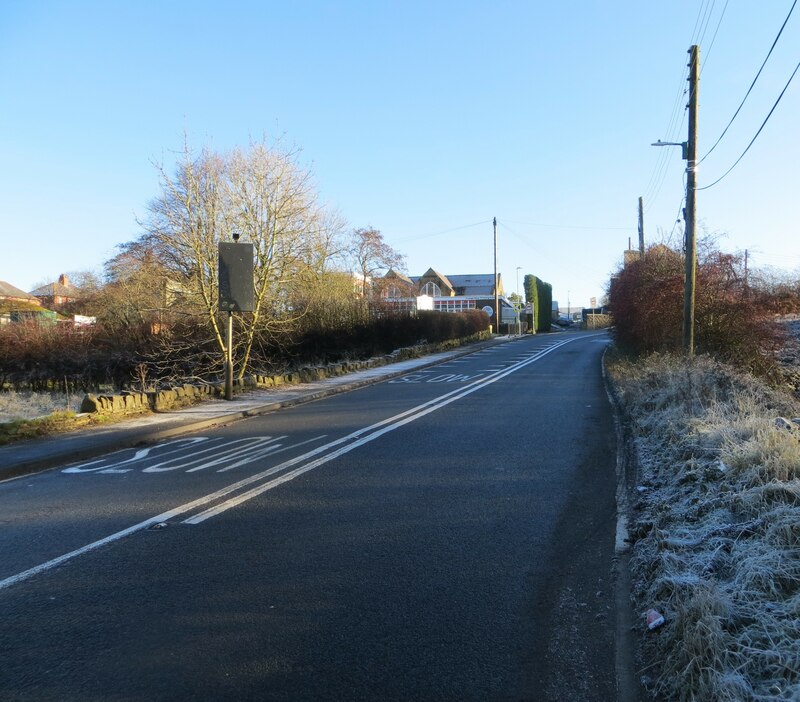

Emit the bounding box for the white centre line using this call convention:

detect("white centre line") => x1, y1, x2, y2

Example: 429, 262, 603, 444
183, 337, 579, 524
0, 335, 593, 591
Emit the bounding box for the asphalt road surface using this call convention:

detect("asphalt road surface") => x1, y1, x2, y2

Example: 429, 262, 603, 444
0, 331, 621, 701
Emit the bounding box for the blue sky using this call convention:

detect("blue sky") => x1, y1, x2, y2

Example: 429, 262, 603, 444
1, 1, 798, 310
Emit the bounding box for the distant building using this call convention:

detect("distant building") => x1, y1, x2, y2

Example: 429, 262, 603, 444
623, 248, 642, 267
381, 268, 515, 325
0, 281, 44, 325
30, 273, 79, 308
0, 281, 40, 306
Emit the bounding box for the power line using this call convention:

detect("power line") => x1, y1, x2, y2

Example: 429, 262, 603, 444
699, 0, 797, 164
689, 0, 713, 46
642, 108, 687, 210
642, 1, 713, 210
695, 0, 717, 47
642, 109, 689, 210
698, 58, 800, 190
394, 220, 491, 242
502, 218, 629, 231
669, 191, 687, 240
699, 0, 729, 73
497, 222, 609, 283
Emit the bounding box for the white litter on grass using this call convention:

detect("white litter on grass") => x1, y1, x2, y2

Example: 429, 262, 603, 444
646, 609, 665, 630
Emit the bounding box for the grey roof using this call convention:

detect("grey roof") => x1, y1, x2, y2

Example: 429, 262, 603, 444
385, 269, 415, 286
0, 281, 38, 300
388, 270, 503, 297
444, 274, 498, 296
30, 281, 79, 298
408, 273, 499, 297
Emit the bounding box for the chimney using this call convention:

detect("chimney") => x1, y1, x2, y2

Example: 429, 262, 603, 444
58, 273, 69, 286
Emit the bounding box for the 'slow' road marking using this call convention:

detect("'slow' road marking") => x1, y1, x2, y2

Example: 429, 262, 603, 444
62, 438, 211, 473
61, 436, 332, 476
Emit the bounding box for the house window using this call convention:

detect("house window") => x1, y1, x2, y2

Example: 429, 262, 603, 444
383, 285, 404, 299
431, 298, 478, 313
421, 282, 441, 297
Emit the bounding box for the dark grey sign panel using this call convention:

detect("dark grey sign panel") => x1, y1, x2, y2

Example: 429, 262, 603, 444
218, 242, 255, 312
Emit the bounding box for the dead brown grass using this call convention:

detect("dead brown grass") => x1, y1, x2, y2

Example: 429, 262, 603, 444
609, 352, 800, 701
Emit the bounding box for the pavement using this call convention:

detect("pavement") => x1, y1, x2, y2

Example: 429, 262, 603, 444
0, 336, 517, 482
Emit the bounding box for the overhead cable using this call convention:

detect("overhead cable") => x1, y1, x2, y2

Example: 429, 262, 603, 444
395, 220, 491, 242
642, 0, 714, 210
502, 219, 629, 231
699, 0, 797, 164
698, 58, 800, 190
699, 0, 729, 73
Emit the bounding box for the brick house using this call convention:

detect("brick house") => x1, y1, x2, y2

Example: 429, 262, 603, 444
30, 274, 79, 308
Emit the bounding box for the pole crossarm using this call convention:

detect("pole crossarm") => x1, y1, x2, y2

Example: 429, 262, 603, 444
651, 140, 689, 160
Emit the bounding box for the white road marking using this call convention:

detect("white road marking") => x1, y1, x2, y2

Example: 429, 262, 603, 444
390, 373, 483, 384
62, 435, 327, 476
184, 337, 579, 524
426, 373, 479, 383
0, 437, 330, 591
144, 437, 284, 473
62, 438, 210, 473
1, 335, 599, 590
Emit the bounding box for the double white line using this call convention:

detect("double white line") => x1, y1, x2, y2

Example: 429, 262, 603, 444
0, 337, 579, 591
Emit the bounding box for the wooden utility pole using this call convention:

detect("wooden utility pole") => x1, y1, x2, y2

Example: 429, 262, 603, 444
684, 45, 699, 356
744, 249, 749, 295
638, 196, 645, 256
493, 217, 499, 334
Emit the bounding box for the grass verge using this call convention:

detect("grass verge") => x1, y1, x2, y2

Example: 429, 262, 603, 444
0, 411, 93, 446
608, 351, 800, 701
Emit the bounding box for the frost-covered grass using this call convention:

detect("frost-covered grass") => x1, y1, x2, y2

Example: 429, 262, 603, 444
0, 390, 82, 422
610, 352, 800, 701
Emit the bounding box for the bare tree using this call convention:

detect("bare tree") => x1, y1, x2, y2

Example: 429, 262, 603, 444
350, 227, 405, 299
138, 137, 345, 378
88, 240, 177, 333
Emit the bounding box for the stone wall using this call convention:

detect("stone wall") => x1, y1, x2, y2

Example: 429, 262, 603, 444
79, 383, 219, 415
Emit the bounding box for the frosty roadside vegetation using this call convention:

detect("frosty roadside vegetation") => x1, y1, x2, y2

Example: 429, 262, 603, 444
0, 390, 81, 422
609, 352, 800, 701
